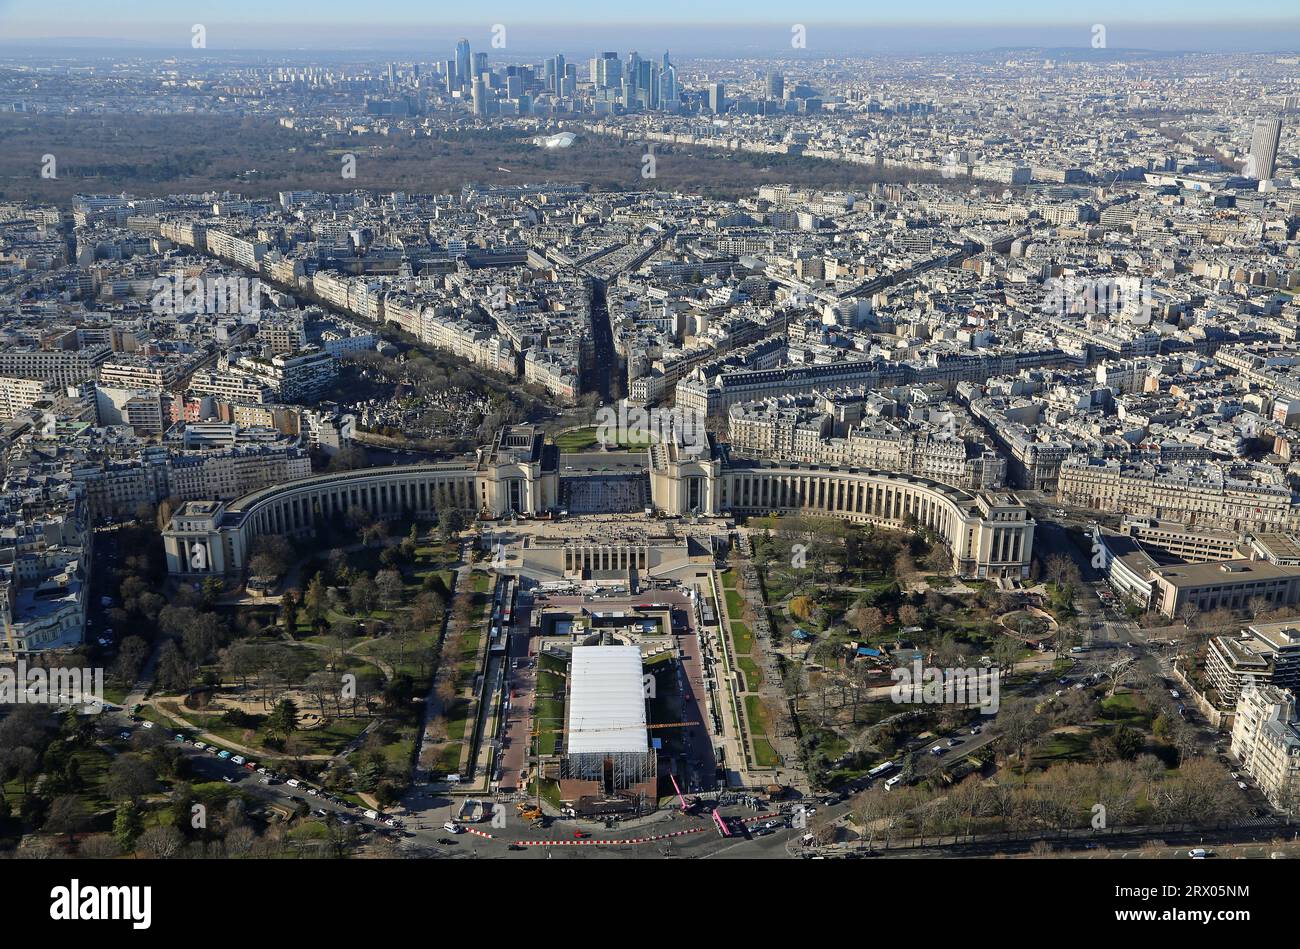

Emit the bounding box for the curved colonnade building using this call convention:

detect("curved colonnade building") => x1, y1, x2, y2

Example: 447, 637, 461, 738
165, 426, 1034, 580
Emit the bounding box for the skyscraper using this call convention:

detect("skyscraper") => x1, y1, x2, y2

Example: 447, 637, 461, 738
455, 38, 471, 91
708, 81, 725, 114
767, 71, 785, 100
661, 64, 678, 109
1250, 117, 1282, 180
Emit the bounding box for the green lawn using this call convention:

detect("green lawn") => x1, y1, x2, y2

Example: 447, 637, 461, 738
554, 426, 654, 452
1036, 728, 1097, 763
535, 652, 567, 755
743, 695, 780, 768
731, 621, 754, 657
751, 738, 780, 769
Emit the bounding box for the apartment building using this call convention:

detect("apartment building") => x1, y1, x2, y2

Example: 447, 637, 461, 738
1206, 619, 1300, 709
0, 374, 53, 421
235, 348, 337, 403
189, 368, 276, 405
1058, 456, 1300, 535
98, 354, 182, 390
1231, 682, 1300, 813
0, 345, 110, 387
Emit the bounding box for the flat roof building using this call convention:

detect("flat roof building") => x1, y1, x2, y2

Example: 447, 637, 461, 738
1151, 559, 1300, 619
557, 643, 657, 807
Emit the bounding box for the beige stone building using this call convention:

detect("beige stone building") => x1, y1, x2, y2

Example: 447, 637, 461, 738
1231, 682, 1300, 813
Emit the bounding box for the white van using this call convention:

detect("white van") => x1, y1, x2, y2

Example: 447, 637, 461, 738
364, 809, 380, 820
231, 755, 246, 766
443, 821, 463, 834
884, 775, 902, 790
286, 778, 301, 788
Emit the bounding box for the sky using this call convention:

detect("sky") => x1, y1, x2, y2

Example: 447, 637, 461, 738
1, 0, 1299, 52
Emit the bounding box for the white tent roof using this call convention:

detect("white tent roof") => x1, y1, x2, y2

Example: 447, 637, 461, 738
566, 645, 647, 755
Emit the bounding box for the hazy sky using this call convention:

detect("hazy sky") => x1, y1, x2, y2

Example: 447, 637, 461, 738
1, 0, 1298, 52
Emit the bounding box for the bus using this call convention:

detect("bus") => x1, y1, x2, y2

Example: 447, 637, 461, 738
867, 761, 896, 779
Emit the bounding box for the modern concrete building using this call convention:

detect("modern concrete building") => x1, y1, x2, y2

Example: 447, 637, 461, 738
1150, 559, 1300, 619
1206, 618, 1300, 709
1249, 117, 1283, 180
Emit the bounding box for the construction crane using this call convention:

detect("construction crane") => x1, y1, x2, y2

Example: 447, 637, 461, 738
531, 720, 698, 737
559, 720, 697, 736
668, 773, 699, 813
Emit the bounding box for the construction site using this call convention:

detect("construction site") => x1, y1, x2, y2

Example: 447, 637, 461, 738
526, 619, 703, 818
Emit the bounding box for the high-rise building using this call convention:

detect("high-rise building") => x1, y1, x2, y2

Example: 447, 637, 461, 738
591, 53, 622, 91
1250, 117, 1283, 179
472, 77, 488, 116
455, 38, 471, 91
767, 71, 785, 100
472, 52, 488, 82
708, 81, 726, 114
661, 64, 678, 109
626, 52, 642, 93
